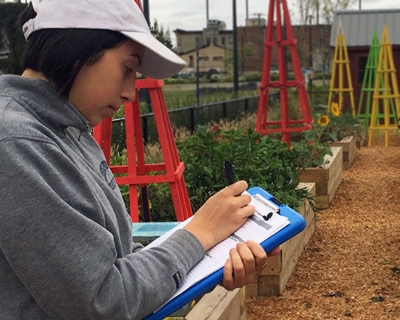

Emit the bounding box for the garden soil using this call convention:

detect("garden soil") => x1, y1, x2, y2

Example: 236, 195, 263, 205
247, 132, 400, 319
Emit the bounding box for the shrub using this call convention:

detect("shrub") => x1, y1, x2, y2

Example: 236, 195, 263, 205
111, 125, 314, 221
177, 126, 311, 214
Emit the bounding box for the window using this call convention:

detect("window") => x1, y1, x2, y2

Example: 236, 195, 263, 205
189, 56, 194, 67
213, 56, 223, 61
213, 37, 217, 45
206, 38, 211, 45
221, 37, 225, 45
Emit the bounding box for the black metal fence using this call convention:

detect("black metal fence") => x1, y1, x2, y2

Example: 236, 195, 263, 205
111, 89, 330, 150
111, 95, 260, 148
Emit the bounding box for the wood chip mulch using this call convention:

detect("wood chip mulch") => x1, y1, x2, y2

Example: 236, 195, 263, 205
246, 133, 400, 319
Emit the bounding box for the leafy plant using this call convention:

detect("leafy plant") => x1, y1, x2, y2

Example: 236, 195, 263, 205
294, 102, 363, 168
0, 3, 27, 75
295, 114, 334, 168
320, 103, 363, 142
111, 125, 317, 222
177, 126, 312, 214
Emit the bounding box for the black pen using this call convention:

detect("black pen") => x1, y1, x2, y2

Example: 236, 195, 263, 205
224, 160, 236, 185
255, 210, 273, 221
264, 212, 273, 221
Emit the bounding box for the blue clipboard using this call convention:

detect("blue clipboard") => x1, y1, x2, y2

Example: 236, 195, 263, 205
143, 186, 307, 320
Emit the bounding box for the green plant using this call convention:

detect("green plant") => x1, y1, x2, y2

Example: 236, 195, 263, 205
0, 3, 27, 75
177, 126, 311, 213
296, 114, 335, 168
111, 123, 317, 222
109, 150, 130, 210
321, 103, 364, 142
292, 102, 363, 168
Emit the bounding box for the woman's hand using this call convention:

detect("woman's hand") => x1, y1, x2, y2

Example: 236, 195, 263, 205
222, 241, 281, 291
184, 181, 254, 251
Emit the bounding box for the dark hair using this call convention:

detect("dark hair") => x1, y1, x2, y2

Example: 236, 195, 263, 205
18, 3, 128, 98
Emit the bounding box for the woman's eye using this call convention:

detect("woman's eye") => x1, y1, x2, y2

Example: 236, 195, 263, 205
125, 67, 133, 75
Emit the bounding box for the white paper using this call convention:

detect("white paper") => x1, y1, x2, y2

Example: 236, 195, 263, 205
144, 192, 290, 305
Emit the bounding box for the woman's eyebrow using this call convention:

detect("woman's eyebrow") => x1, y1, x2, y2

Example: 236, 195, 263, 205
130, 53, 142, 67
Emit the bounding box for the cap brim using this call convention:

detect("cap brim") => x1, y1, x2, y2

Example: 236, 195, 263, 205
122, 31, 186, 79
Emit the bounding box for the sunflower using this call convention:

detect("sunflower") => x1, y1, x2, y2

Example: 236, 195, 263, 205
317, 115, 330, 127
331, 102, 340, 117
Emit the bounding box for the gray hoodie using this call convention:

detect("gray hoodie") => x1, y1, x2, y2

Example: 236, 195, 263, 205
0, 75, 204, 320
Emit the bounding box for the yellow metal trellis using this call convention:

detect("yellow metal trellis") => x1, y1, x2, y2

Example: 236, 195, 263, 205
368, 25, 400, 147
328, 20, 355, 116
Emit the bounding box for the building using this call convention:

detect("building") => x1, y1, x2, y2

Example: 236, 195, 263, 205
178, 43, 230, 77
175, 18, 331, 77
174, 23, 232, 77
330, 9, 400, 111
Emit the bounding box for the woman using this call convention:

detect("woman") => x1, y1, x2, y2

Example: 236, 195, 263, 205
0, 0, 277, 319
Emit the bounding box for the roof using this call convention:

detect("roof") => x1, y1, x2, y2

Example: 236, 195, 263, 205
330, 9, 400, 47
173, 29, 203, 35
173, 28, 232, 35
179, 43, 231, 56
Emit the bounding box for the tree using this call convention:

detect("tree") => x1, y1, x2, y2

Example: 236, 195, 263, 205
0, 3, 27, 75
320, 0, 356, 24
295, 0, 356, 25
294, 0, 355, 71
150, 19, 174, 51
295, 0, 318, 25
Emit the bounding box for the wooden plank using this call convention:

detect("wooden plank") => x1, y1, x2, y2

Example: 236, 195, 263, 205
257, 275, 281, 296
299, 168, 329, 182
330, 136, 357, 170
244, 279, 259, 297
246, 183, 317, 297
261, 183, 316, 277
346, 136, 357, 170
315, 194, 329, 209
328, 169, 343, 203
299, 147, 342, 186
300, 147, 343, 208
327, 147, 343, 181
316, 180, 328, 195
186, 286, 245, 320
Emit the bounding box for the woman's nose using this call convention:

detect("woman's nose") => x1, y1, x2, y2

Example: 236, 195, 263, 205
121, 78, 137, 102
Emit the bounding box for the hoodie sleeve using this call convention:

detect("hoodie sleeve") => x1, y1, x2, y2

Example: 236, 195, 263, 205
0, 136, 205, 320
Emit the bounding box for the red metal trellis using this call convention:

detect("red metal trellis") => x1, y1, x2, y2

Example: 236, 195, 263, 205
93, 0, 192, 223
256, 0, 313, 145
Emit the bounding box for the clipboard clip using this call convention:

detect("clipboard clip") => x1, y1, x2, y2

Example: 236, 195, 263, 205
253, 193, 281, 214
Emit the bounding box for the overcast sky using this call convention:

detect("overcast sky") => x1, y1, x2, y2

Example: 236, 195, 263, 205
147, 0, 400, 45
6, 0, 400, 45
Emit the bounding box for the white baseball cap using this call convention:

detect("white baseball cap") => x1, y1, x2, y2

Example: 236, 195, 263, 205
22, 0, 186, 79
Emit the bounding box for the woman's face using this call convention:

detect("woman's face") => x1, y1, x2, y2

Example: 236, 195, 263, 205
68, 39, 145, 127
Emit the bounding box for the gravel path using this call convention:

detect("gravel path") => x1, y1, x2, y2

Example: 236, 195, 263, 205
247, 133, 400, 319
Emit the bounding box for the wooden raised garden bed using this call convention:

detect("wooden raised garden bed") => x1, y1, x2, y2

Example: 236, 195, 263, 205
185, 286, 246, 320
133, 183, 318, 317
298, 146, 343, 209
329, 136, 357, 170
245, 183, 316, 297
